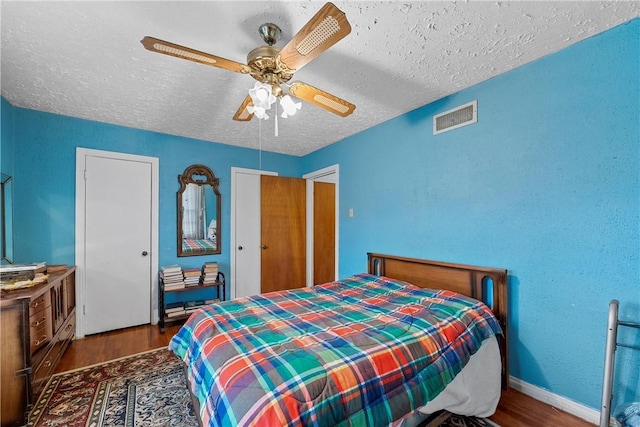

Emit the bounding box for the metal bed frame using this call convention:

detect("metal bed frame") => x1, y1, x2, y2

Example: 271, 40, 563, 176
600, 299, 640, 427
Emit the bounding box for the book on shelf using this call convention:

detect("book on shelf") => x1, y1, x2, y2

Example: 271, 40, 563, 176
200, 262, 219, 285
164, 283, 186, 291
166, 309, 186, 318
202, 262, 218, 273
161, 270, 183, 278
165, 301, 184, 311
183, 268, 201, 278
163, 275, 184, 281
161, 264, 182, 274
184, 277, 200, 288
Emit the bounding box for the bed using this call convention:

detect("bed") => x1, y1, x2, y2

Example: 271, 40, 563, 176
169, 253, 508, 426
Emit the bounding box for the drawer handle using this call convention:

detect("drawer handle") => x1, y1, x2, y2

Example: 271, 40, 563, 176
65, 323, 73, 331
34, 335, 47, 346
33, 301, 40, 308
32, 316, 47, 327
43, 360, 52, 368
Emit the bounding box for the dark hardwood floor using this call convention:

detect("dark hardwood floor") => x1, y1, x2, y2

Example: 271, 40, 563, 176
56, 324, 595, 426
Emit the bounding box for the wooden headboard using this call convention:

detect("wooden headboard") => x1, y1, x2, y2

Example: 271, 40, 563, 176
367, 252, 509, 389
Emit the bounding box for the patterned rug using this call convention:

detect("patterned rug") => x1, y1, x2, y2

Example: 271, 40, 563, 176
29, 348, 499, 427
29, 348, 196, 426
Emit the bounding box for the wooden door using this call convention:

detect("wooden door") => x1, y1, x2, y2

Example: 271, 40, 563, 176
260, 175, 306, 293
313, 181, 335, 285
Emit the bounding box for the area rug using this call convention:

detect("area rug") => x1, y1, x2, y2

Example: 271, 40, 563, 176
29, 348, 499, 427
28, 348, 197, 427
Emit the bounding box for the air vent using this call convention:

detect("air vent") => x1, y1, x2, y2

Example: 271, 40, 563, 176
433, 100, 477, 135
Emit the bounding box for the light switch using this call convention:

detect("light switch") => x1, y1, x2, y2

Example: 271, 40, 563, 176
348, 208, 354, 218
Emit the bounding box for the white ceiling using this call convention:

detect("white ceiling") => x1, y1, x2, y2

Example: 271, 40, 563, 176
2, 1, 638, 156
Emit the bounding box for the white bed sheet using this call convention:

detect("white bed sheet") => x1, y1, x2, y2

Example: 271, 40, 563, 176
395, 336, 501, 426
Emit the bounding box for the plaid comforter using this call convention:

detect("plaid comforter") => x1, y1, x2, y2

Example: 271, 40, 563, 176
169, 273, 502, 427
182, 238, 217, 253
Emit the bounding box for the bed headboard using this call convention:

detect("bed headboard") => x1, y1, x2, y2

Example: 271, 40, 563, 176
367, 252, 509, 389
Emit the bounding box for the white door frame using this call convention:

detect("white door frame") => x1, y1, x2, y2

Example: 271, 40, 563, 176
75, 148, 159, 338
303, 164, 339, 287
230, 167, 277, 300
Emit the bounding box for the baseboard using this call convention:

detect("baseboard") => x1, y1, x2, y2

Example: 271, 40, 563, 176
509, 376, 601, 425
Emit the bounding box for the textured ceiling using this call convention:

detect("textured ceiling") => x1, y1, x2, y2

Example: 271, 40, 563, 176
2, 1, 638, 156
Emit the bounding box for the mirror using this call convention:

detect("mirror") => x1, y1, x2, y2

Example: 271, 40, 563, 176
177, 165, 221, 257
1, 173, 13, 264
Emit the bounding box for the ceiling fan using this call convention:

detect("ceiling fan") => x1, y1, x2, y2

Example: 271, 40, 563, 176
141, 2, 356, 122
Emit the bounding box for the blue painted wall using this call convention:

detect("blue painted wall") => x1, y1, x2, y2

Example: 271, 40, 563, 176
6, 107, 300, 294
1, 98, 14, 174
302, 19, 639, 412
2, 17, 638, 415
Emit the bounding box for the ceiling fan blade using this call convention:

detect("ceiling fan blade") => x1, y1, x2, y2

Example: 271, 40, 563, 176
141, 36, 250, 74
233, 95, 254, 121
288, 81, 355, 117
278, 2, 351, 72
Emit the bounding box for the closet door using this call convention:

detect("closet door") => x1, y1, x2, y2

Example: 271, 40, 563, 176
313, 181, 335, 285
260, 176, 306, 293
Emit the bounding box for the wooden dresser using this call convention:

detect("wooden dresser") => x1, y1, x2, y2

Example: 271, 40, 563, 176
0, 266, 76, 427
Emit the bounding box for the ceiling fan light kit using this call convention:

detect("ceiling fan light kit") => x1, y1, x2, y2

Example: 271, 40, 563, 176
141, 2, 355, 127
247, 82, 276, 120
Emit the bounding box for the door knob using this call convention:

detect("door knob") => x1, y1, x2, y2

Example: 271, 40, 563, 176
261, 245, 268, 250
238, 246, 243, 250
141, 251, 148, 256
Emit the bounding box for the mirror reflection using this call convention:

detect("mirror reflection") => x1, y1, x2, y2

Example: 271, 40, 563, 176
1, 173, 13, 264
177, 165, 221, 257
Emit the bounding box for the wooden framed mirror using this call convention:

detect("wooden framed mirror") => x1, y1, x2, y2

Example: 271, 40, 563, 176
1, 173, 13, 264
177, 164, 221, 257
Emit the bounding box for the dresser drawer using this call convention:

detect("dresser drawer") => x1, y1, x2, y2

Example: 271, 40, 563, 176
29, 292, 53, 355
29, 292, 51, 314
32, 314, 76, 397
30, 321, 52, 355
32, 345, 57, 397
59, 311, 76, 343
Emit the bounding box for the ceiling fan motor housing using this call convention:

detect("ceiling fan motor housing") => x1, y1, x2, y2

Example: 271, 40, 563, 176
247, 45, 294, 85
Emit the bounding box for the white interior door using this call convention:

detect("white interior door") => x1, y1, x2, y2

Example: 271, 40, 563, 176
231, 167, 277, 299
83, 154, 152, 335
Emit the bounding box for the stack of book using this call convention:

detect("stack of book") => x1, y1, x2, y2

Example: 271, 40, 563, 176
160, 265, 185, 290
183, 268, 201, 287
164, 302, 186, 318
201, 262, 219, 286
184, 299, 218, 315
0, 262, 47, 283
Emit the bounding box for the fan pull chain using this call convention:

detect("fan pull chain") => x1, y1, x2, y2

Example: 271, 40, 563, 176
275, 102, 279, 137
258, 117, 262, 170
